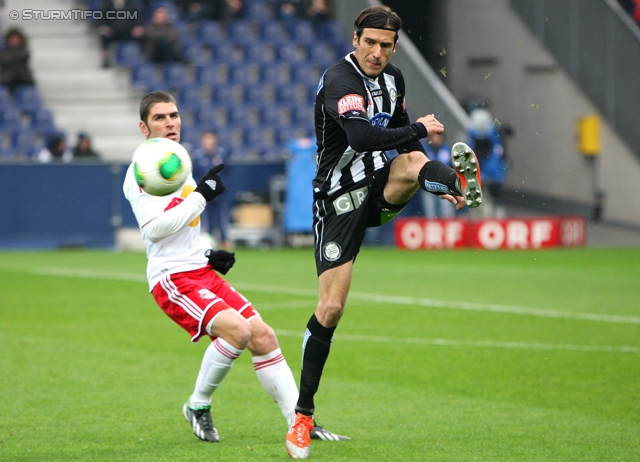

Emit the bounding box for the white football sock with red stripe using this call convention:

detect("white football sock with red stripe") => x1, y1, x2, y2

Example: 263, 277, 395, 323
189, 337, 243, 408
253, 348, 299, 426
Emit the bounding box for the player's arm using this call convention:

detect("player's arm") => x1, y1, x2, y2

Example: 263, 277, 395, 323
142, 165, 226, 243
141, 193, 206, 243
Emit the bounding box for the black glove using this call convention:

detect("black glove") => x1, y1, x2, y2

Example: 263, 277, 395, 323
205, 249, 236, 275
195, 164, 225, 202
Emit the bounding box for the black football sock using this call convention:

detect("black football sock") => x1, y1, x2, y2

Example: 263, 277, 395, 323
418, 160, 462, 196
295, 314, 336, 416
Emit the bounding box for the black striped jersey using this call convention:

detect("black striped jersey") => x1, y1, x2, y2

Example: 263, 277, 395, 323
313, 52, 427, 199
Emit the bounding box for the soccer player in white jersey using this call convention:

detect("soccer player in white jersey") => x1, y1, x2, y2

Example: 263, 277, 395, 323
124, 91, 346, 444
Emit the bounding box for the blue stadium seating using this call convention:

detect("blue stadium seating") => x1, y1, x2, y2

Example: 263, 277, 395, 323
130, 63, 159, 89
14, 86, 42, 112
260, 20, 289, 43
227, 21, 258, 45
197, 21, 226, 47
195, 64, 228, 87
114, 41, 144, 67
289, 20, 316, 45
162, 63, 192, 90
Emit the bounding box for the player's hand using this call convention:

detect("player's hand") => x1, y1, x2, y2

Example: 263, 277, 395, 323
195, 164, 225, 202
416, 114, 444, 136
205, 249, 236, 275
440, 194, 466, 210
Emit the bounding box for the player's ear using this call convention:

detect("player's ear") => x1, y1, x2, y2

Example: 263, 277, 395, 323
352, 32, 358, 48
139, 120, 151, 137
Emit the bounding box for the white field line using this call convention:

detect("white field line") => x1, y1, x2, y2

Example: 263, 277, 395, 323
28, 267, 640, 325
275, 330, 639, 354
26, 267, 639, 354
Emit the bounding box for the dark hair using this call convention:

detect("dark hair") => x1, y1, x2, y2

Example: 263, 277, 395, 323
354, 5, 402, 42
139, 91, 177, 124
3, 28, 28, 46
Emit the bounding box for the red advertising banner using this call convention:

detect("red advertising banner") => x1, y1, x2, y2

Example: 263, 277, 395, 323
394, 216, 586, 250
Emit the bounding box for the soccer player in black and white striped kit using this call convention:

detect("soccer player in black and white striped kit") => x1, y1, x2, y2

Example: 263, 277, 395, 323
286, 5, 482, 459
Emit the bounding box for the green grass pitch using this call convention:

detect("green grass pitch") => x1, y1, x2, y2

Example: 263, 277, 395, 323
1, 247, 639, 461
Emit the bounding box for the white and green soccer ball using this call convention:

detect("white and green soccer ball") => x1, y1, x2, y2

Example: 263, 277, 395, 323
132, 137, 192, 196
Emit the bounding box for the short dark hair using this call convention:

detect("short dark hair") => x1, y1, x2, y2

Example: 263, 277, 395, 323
139, 91, 177, 124
354, 5, 402, 42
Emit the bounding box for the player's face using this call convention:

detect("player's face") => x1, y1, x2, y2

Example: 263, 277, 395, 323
140, 102, 181, 142
353, 28, 397, 78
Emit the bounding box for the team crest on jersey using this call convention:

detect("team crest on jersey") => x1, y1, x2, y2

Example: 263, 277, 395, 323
198, 289, 216, 299
338, 94, 365, 114
323, 241, 342, 262
371, 112, 392, 128
389, 88, 397, 105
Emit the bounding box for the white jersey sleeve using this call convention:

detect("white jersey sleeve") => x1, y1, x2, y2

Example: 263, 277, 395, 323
123, 163, 210, 291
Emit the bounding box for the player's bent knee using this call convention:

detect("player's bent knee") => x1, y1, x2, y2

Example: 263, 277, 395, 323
247, 320, 279, 354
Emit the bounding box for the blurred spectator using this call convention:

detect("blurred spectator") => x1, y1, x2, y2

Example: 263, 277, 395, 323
0, 28, 36, 95
466, 108, 508, 218
37, 134, 73, 163
420, 133, 456, 218
72, 132, 101, 160
274, 0, 305, 21
143, 6, 183, 64
176, 0, 218, 22
97, 0, 144, 68
216, 0, 245, 21
191, 130, 232, 248
307, 0, 332, 29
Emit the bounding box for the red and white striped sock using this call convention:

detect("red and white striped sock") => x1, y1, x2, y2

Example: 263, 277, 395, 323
253, 348, 299, 426
189, 337, 243, 408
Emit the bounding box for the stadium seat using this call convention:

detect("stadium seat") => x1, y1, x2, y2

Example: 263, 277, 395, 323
197, 21, 226, 47
10, 128, 40, 158
244, 42, 275, 64
130, 63, 159, 89
244, 1, 274, 21
227, 21, 258, 45
291, 65, 320, 87
211, 83, 244, 104
260, 20, 289, 43
0, 106, 26, 131
306, 43, 336, 68
211, 43, 244, 65
318, 20, 345, 44
276, 83, 311, 105
244, 125, 277, 148
260, 62, 291, 85
195, 64, 228, 87
29, 108, 56, 132
288, 20, 316, 45
194, 105, 228, 129
13, 86, 42, 112
275, 42, 306, 64
113, 41, 144, 67
182, 41, 210, 66
162, 63, 192, 90
229, 62, 261, 85
178, 86, 206, 110
259, 103, 290, 127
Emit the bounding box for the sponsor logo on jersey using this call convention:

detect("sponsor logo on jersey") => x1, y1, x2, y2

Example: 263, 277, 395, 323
323, 241, 342, 261
333, 186, 368, 215
337, 94, 365, 114
371, 112, 392, 128
370, 89, 383, 98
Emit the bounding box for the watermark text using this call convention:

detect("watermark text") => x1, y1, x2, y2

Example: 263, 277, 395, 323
9, 9, 138, 21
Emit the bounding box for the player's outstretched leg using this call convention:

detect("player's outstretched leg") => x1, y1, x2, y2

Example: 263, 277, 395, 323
451, 142, 482, 208
311, 418, 350, 441
286, 412, 314, 459
182, 402, 220, 442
